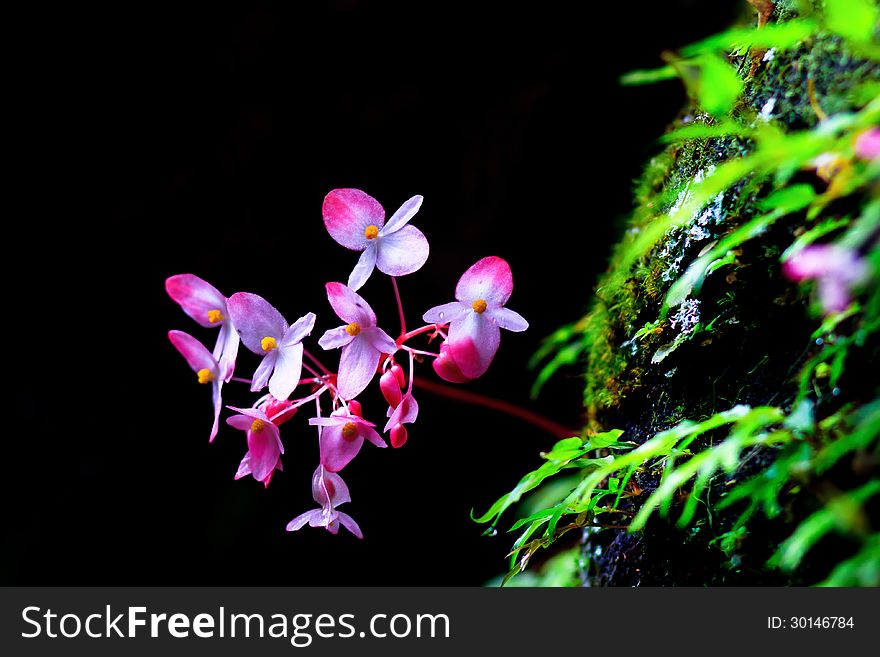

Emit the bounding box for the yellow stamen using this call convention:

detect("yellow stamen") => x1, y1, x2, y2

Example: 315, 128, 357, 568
345, 322, 361, 337
207, 309, 224, 324
261, 336, 278, 352
342, 422, 358, 439
251, 419, 266, 433
472, 299, 488, 314
364, 224, 379, 240
197, 368, 214, 384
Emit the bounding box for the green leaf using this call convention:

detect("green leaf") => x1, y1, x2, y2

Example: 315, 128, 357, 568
619, 65, 678, 86
679, 20, 818, 57
586, 429, 625, 450
824, 0, 879, 44
696, 55, 743, 117
770, 481, 880, 571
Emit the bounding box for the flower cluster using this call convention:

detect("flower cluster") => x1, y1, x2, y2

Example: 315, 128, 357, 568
166, 189, 527, 538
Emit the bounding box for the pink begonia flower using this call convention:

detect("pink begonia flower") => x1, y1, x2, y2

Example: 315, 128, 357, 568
318, 283, 397, 399
168, 330, 231, 442
385, 391, 419, 449
286, 466, 362, 538
784, 244, 871, 314
422, 256, 528, 379
855, 128, 880, 161
165, 274, 241, 381
262, 396, 298, 426
227, 292, 316, 401
322, 188, 429, 291
310, 408, 387, 472
226, 406, 284, 487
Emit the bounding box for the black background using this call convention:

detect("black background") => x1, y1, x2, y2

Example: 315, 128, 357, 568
6, 0, 742, 585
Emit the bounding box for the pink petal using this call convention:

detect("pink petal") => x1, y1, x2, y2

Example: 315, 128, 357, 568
247, 423, 282, 483
319, 326, 356, 350
319, 422, 364, 472
210, 379, 223, 442
855, 128, 880, 161
227, 414, 255, 431
165, 274, 228, 328
448, 311, 501, 378
286, 509, 322, 532
337, 337, 381, 400
322, 188, 385, 251
381, 195, 424, 235
234, 452, 253, 479
282, 312, 316, 346
309, 415, 348, 428
384, 392, 419, 433
226, 292, 289, 355
380, 370, 403, 408
455, 256, 513, 306
268, 343, 303, 401
214, 322, 241, 381
226, 406, 270, 422
250, 351, 277, 392
325, 282, 376, 326
311, 466, 351, 507
817, 279, 852, 314
348, 243, 378, 291
337, 511, 364, 539
422, 301, 468, 325
488, 307, 529, 332
168, 330, 219, 375
375, 225, 430, 277
362, 326, 397, 354
360, 424, 387, 448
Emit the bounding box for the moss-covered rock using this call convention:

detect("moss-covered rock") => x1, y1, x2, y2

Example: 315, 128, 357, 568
574, 4, 879, 585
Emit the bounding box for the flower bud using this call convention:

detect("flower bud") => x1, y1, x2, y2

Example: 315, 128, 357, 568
380, 370, 403, 408
390, 424, 408, 449
433, 342, 472, 383
265, 398, 297, 425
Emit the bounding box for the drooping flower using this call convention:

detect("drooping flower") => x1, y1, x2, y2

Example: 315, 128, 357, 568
168, 330, 230, 442
165, 273, 241, 380
422, 256, 528, 378
226, 406, 284, 487
322, 188, 429, 291
855, 128, 880, 162
286, 466, 363, 538
783, 244, 871, 314
227, 292, 316, 401
318, 283, 397, 400
309, 408, 387, 472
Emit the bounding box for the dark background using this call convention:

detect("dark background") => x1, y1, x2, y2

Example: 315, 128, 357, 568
6, 0, 743, 584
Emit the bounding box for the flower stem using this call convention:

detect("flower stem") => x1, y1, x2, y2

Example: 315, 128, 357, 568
412, 378, 576, 439
303, 348, 332, 375
391, 276, 407, 336
398, 323, 447, 345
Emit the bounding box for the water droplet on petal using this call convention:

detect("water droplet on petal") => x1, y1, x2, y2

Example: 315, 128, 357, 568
438, 312, 445, 320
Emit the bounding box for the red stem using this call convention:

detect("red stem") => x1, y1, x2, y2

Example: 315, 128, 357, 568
391, 276, 407, 336
413, 378, 576, 439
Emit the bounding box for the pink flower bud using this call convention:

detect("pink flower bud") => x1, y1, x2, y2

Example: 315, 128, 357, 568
390, 363, 406, 388
380, 370, 403, 408
433, 342, 473, 383
265, 398, 298, 425
347, 399, 363, 418
390, 424, 408, 449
